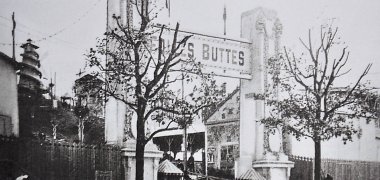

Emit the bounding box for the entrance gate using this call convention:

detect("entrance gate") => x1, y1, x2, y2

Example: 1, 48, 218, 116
105, 1, 294, 180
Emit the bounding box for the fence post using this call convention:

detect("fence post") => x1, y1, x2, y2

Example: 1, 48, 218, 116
92, 146, 96, 180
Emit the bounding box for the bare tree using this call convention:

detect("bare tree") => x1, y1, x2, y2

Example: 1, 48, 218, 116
86, 1, 221, 179
262, 25, 375, 180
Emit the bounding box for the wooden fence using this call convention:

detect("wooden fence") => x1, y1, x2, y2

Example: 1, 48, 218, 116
0, 136, 123, 180
289, 155, 380, 180
289, 155, 313, 180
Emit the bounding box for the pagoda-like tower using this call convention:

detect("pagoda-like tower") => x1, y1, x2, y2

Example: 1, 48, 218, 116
18, 39, 42, 93
18, 39, 43, 136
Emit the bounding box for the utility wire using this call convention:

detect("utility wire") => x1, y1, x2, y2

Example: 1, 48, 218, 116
0, 18, 80, 50
0, 0, 102, 46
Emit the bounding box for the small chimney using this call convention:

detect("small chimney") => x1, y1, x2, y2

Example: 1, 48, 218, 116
221, 82, 226, 96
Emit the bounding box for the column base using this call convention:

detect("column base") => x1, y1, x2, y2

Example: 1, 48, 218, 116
237, 155, 254, 177
252, 159, 294, 180
121, 139, 163, 180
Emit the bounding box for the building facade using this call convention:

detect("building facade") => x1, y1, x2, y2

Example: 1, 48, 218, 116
0, 52, 19, 136
205, 89, 240, 171
73, 74, 104, 117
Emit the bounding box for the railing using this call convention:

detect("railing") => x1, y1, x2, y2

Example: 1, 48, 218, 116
289, 155, 314, 180
289, 155, 380, 180
0, 136, 123, 180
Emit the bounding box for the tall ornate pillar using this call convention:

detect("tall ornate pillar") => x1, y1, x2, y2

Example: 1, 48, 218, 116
105, 0, 131, 146
239, 8, 294, 180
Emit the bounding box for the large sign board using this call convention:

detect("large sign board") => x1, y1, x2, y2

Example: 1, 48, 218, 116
151, 29, 252, 79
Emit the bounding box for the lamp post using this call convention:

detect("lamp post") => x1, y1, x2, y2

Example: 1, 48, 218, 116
74, 104, 89, 143
179, 64, 193, 176
181, 112, 191, 175
49, 81, 58, 140
183, 123, 187, 173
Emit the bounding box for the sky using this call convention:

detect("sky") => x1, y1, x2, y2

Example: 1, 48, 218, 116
1, 0, 380, 96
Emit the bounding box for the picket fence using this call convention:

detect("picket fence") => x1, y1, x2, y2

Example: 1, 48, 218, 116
2, 136, 380, 180
289, 155, 380, 180
0, 136, 123, 180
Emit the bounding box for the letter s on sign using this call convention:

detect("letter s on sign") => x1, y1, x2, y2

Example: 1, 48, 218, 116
239, 51, 244, 66
188, 43, 194, 58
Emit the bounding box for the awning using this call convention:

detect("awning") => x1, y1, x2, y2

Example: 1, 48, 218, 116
154, 124, 205, 137
158, 160, 184, 175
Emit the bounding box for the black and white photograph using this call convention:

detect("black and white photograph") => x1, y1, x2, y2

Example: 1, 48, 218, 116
0, 0, 379, 179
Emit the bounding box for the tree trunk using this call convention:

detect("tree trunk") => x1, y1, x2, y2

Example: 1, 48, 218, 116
314, 139, 321, 180
135, 113, 146, 180
135, 139, 145, 180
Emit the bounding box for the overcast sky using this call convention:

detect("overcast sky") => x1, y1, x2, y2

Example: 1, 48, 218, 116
1, 0, 379, 96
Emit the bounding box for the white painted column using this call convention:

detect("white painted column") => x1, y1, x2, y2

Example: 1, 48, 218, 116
105, 97, 126, 145
239, 8, 294, 180
105, 0, 131, 146
107, 0, 121, 31
238, 8, 267, 176
253, 20, 266, 161
238, 81, 256, 175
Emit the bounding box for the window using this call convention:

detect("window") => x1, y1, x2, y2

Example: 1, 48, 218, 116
207, 147, 216, 163
207, 153, 215, 163
228, 108, 234, 114
226, 135, 231, 142
220, 145, 238, 169
220, 145, 234, 162
0, 115, 12, 136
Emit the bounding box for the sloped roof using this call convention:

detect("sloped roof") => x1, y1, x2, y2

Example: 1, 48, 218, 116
0, 51, 18, 69
236, 168, 266, 180
158, 160, 183, 175
204, 87, 240, 121
75, 74, 102, 83
154, 124, 205, 137
20, 39, 39, 49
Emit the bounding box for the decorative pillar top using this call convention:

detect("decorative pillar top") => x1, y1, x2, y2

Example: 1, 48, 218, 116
273, 18, 283, 37
256, 15, 266, 33
124, 109, 135, 141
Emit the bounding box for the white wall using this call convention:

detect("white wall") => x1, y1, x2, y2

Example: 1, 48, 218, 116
291, 118, 380, 162
0, 55, 19, 136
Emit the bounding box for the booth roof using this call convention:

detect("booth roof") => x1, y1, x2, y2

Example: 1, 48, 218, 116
236, 168, 266, 180
158, 160, 184, 175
